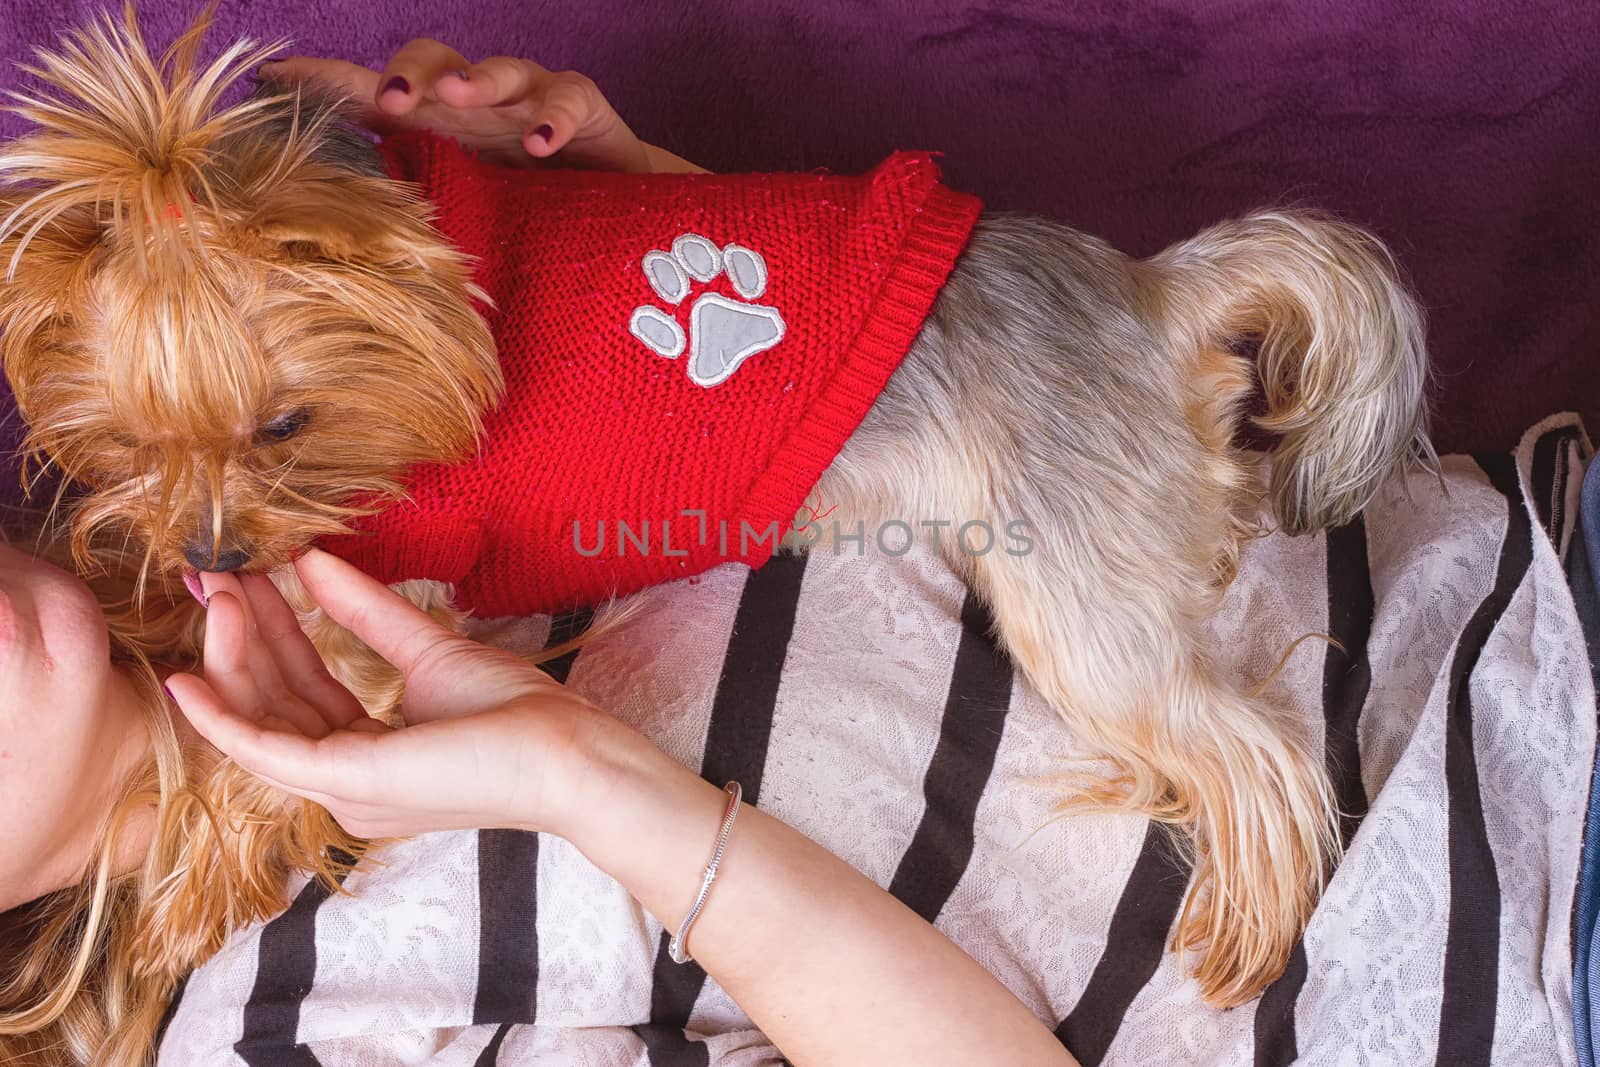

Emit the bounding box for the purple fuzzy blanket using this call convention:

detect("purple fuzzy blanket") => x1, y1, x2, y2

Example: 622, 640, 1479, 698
1, 1, 1596, 499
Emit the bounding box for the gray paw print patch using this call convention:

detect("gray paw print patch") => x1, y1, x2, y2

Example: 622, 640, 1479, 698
629, 234, 786, 387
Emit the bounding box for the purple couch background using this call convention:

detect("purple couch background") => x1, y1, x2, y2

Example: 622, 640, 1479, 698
1, 0, 1596, 511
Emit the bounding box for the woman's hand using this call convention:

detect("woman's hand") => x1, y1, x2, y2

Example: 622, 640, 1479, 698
258, 40, 703, 173
164, 549, 605, 840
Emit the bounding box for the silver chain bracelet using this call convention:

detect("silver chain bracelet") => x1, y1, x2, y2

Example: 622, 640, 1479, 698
669, 781, 743, 965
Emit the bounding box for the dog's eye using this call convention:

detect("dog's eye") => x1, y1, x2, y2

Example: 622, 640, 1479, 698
260, 407, 310, 443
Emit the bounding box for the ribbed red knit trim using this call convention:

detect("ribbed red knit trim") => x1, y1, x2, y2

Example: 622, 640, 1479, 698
697, 181, 983, 573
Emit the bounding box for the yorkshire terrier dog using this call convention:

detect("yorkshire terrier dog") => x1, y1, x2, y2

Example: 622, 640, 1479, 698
0, 8, 1431, 1007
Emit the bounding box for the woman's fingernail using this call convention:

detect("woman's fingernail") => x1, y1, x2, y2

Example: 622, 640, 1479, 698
182, 570, 206, 606
450, 68, 471, 80
533, 123, 554, 144
382, 75, 411, 96
163, 684, 176, 704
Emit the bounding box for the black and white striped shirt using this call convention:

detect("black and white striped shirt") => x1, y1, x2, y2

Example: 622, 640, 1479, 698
159, 416, 1593, 1066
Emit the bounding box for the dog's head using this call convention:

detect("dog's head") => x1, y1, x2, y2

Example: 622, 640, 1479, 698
0, 8, 500, 581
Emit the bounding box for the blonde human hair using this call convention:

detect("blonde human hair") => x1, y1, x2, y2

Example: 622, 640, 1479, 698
0, 536, 364, 1065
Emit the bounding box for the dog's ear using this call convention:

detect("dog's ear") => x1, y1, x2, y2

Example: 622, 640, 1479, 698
246, 177, 428, 263
0, 192, 81, 386
215, 85, 421, 263
236, 80, 390, 181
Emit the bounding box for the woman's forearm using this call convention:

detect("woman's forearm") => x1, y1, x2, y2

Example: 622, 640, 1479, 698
552, 714, 1077, 1067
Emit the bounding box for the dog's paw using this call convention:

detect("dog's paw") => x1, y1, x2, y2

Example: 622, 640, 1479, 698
630, 234, 785, 387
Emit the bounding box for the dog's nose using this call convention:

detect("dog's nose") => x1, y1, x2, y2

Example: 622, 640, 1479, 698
182, 541, 252, 572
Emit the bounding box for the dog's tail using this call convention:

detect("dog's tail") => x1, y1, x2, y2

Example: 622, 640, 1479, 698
1147, 210, 1433, 533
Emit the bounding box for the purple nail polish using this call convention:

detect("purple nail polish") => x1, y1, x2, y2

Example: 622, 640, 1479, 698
382, 75, 411, 96
163, 684, 176, 704
533, 123, 554, 144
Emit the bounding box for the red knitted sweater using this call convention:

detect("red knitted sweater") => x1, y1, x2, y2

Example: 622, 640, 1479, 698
322, 132, 981, 617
